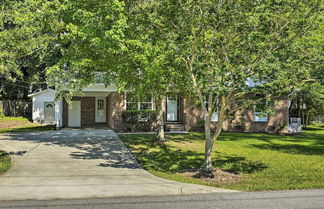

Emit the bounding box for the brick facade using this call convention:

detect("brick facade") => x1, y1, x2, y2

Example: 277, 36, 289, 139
62, 96, 103, 128
107, 93, 126, 130
62, 93, 289, 133
182, 95, 289, 133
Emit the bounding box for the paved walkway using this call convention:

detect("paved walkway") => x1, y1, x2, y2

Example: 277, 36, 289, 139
0, 130, 235, 201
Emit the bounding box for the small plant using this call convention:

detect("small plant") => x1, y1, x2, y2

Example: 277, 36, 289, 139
274, 120, 287, 133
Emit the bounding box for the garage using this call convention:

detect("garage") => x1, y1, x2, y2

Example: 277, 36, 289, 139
28, 89, 62, 126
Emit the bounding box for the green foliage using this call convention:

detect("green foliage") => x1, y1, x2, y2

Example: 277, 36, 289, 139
122, 110, 157, 123
291, 82, 324, 126
274, 120, 288, 133
0, 116, 29, 122
157, 0, 321, 98
1, 0, 127, 99
121, 110, 157, 132
0, 151, 11, 175
120, 124, 324, 191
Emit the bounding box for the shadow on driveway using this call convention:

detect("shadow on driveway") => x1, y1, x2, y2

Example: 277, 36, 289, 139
0, 130, 140, 169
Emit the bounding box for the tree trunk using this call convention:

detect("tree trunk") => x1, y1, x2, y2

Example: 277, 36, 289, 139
203, 96, 226, 176
306, 110, 310, 128
156, 98, 165, 142
297, 100, 301, 118
301, 110, 305, 128
203, 112, 213, 174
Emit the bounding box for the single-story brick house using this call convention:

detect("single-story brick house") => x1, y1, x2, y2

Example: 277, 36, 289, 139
28, 83, 294, 133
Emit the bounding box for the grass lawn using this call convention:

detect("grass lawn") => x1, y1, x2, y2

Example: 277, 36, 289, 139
0, 116, 54, 133
0, 151, 11, 175
119, 125, 324, 191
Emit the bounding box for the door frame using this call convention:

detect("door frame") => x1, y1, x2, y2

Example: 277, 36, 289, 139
95, 97, 107, 123
68, 101, 81, 127
44, 102, 55, 124
166, 94, 180, 123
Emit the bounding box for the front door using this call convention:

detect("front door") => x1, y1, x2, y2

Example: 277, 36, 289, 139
44, 102, 55, 124
68, 101, 81, 127
95, 98, 106, 123
166, 94, 179, 122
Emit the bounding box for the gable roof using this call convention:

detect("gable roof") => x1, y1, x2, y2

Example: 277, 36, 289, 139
28, 89, 56, 98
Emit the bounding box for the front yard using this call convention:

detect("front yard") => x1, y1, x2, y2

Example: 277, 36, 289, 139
119, 125, 324, 191
0, 117, 54, 133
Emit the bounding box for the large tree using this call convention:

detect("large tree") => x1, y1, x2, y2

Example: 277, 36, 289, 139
0, 0, 63, 99
114, 0, 180, 141
1, 0, 127, 99
153, 0, 322, 174
288, 18, 324, 126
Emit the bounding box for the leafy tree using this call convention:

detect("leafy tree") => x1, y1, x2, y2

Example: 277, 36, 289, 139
115, 0, 179, 141
0, 0, 63, 99
290, 83, 324, 127
1, 0, 127, 99
288, 19, 324, 126
46, 0, 128, 99
154, 0, 321, 174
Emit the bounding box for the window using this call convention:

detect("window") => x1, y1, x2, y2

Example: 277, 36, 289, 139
254, 111, 268, 122
97, 99, 104, 111
205, 101, 218, 122
125, 93, 153, 110
254, 94, 268, 122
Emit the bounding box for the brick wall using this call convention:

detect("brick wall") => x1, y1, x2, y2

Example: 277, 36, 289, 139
62, 93, 289, 133
62, 97, 97, 127
183, 95, 289, 133
107, 93, 126, 131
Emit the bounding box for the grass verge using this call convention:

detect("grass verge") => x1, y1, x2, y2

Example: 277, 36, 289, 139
119, 125, 324, 191
0, 151, 11, 175
0, 116, 54, 133
0, 125, 54, 133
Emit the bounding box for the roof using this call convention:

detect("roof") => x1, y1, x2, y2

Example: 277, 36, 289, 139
28, 89, 56, 98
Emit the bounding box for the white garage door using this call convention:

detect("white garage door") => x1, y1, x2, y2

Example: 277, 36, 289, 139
68, 101, 81, 127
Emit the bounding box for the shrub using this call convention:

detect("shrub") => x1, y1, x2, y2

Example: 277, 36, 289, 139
274, 120, 287, 133
121, 110, 157, 132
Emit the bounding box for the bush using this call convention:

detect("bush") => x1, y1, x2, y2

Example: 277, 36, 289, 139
121, 110, 157, 132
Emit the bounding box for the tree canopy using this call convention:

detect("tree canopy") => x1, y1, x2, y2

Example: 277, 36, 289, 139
1, 0, 127, 98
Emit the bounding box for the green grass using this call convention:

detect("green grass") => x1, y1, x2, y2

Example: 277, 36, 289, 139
119, 125, 324, 191
0, 151, 11, 175
0, 116, 29, 122
0, 116, 55, 133
0, 125, 55, 133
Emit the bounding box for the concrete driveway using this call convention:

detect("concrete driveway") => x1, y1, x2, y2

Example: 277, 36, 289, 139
0, 130, 235, 201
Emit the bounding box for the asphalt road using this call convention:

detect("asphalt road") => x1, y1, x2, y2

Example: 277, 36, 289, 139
0, 189, 323, 209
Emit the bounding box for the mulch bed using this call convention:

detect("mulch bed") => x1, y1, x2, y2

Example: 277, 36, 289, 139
180, 168, 242, 185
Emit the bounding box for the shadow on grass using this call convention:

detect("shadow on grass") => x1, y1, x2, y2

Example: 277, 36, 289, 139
303, 127, 323, 131
121, 134, 267, 175
168, 132, 281, 143
251, 143, 324, 156
167, 128, 324, 147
